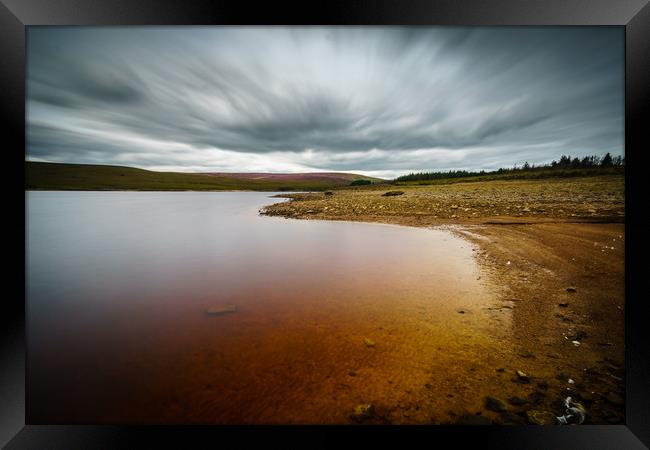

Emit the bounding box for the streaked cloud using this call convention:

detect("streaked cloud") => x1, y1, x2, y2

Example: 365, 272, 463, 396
27, 26, 624, 178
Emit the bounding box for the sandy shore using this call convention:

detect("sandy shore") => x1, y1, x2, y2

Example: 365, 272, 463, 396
261, 176, 625, 424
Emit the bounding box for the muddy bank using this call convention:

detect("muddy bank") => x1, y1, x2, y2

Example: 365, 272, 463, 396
260, 177, 625, 424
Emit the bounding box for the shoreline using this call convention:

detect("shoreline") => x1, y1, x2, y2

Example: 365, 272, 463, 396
260, 177, 625, 424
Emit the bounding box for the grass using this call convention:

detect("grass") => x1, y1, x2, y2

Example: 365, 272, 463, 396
25, 162, 381, 191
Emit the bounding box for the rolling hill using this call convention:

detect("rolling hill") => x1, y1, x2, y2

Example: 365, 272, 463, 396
25, 161, 384, 191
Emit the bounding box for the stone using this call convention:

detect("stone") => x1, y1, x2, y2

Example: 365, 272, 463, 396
566, 287, 578, 293
348, 370, 357, 377
205, 305, 237, 316
485, 396, 506, 412
324, 191, 334, 196
363, 338, 376, 348
558, 302, 569, 307
382, 191, 404, 197
507, 396, 529, 406
526, 410, 557, 425
350, 404, 375, 423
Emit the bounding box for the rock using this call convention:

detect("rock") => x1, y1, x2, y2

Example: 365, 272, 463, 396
324, 191, 334, 196
205, 305, 237, 316
526, 410, 557, 425
382, 191, 404, 197
457, 309, 466, 314
424, 383, 433, 389
348, 370, 357, 377
485, 396, 506, 412
350, 404, 375, 423
496, 368, 505, 373
558, 302, 569, 307
605, 392, 624, 406
455, 413, 493, 425
363, 338, 376, 348
566, 287, 578, 293
507, 396, 529, 406
518, 350, 535, 358
547, 352, 561, 359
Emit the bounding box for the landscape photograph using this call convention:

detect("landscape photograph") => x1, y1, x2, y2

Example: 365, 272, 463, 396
26, 26, 624, 425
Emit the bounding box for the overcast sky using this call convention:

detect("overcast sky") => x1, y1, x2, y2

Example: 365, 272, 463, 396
27, 26, 623, 178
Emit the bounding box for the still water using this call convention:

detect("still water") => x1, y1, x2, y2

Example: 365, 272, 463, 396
27, 191, 514, 424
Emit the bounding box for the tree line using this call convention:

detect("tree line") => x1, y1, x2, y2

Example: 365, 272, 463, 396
394, 153, 624, 182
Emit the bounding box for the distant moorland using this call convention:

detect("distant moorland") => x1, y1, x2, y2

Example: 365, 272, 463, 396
25, 162, 383, 191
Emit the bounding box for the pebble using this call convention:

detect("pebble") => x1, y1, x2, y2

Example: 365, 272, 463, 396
363, 338, 376, 348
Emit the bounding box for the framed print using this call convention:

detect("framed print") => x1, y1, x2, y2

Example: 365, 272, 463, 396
2, 0, 649, 448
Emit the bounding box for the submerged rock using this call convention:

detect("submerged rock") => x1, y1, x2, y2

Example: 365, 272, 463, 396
205, 305, 237, 316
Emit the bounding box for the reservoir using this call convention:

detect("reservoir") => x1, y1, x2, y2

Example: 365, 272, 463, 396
27, 191, 514, 424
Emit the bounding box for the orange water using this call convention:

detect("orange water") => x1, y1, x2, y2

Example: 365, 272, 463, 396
27, 192, 517, 424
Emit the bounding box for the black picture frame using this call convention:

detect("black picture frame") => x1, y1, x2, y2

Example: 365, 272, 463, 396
2, 1, 649, 448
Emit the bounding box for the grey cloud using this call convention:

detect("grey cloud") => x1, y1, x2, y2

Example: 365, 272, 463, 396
27, 27, 623, 176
